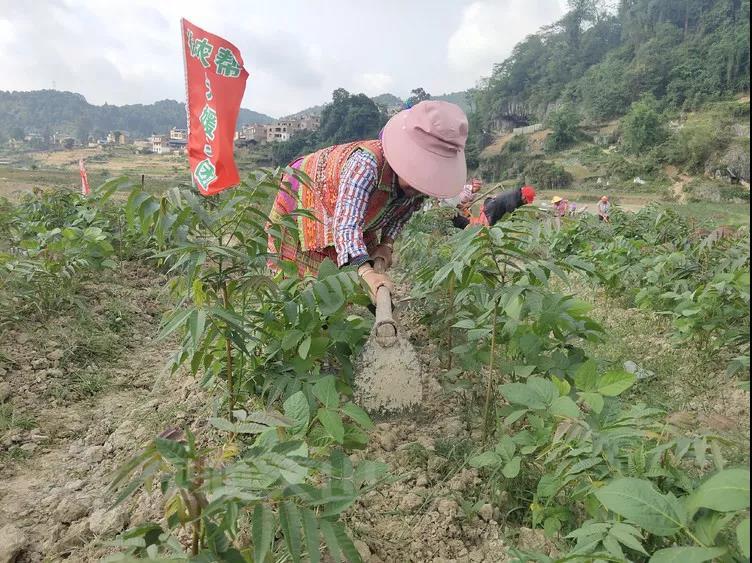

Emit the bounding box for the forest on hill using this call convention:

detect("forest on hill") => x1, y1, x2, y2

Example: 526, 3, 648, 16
470, 0, 749, 133
0, 90, 275, 142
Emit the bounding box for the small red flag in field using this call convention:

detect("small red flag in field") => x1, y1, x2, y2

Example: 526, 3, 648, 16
79, 158, 90, 196
181, 18, 249, 196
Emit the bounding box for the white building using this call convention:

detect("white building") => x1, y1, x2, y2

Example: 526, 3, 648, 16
150, 134, 171, 154
266, 123, 291, 142
170, 127, 187, 140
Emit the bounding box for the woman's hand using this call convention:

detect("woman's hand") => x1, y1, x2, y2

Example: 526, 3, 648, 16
370, 243, 394, 269
358, 263, 394, 302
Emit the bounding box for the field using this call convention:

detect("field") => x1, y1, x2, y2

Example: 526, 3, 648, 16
0, 145, 274, 199
0, 158, 749, 562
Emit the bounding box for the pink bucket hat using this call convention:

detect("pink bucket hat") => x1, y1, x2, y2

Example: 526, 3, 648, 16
381, 100, 468, 198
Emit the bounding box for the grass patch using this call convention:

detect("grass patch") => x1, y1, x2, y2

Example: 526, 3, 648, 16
0, 403, 36, 431
576, 283, 739, 414
675, 201, 750, 226
74, 371, 109, 396
434, 437, 474, 465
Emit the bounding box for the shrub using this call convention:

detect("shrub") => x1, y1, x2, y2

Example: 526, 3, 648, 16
545, 106, 580, 151
620, 95, 668, 154
663, 121, 726, 173
523, 160, 573, 189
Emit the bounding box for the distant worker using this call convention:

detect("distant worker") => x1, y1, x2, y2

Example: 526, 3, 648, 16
551, 195, 569, 229
452, 184, 536, 228
267, 100, 468, 301
597, 195, 611, 222
441, 177, 481, 215
551, 196, 569, 216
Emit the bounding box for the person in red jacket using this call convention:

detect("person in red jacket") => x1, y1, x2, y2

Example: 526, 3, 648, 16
452, 185, 536, 228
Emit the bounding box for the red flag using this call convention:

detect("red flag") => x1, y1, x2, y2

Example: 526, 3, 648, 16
181, 18, 249, 196
79, 158, 90, 196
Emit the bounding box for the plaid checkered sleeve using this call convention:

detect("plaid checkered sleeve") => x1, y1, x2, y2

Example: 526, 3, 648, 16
333, 150, 379, 266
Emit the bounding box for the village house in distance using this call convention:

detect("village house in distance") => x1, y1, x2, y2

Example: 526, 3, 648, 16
236, 114, 320, 145
4, 114, 321, 155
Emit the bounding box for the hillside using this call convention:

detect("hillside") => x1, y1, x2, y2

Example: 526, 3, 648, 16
465, 0, 750, 193
472, 0, 750, 131
0, 90, 274, 141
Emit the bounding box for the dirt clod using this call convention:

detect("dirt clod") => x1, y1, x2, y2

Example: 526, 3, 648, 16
0, 524, 27, 563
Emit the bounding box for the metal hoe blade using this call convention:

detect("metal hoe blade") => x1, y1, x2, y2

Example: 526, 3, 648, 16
354, 280, 422, 414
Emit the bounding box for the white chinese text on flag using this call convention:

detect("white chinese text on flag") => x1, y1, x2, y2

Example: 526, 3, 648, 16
181, 18, 249, 196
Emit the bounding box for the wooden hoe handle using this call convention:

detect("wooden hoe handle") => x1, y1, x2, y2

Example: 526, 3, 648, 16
373, 258, 397, 347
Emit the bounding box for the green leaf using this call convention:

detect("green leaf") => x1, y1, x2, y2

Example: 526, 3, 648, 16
284, 301, 299, 324
157, 308, 193, 340
549, 396, 581, 418
353, 460, 388, 487
602, 534, 624, 559
574, 360, 598, 392
279, 501, 302, 563
537, 475, 560, 499
209, 418, 269, 434
283, 391, 310, 436
500, 382, 546, 409
320, 519, 343, 563
497, 435, 516, 460
342, 402, 373, 429
595, 478, 684, 536
301, 508, 320, 563
282, 329, 303, 350
693, 512, 734, 546
318, 408, 345, 443
737, 518, 750, 558
154, 438, 187, 464
551, 375, 571, 396
252, 504, 275, 563
597, 370, 636, 396
332, 521, 362, 563
298, 335, 312, 359
188, 309, 206, 345
688, 468, 750, 513
502, 456, 522, 478
609, 523, 647, 555
468, 451, 501, 468
499, 377, 557, 410
528, 377, 558, 406
580, 392, 604, 414
312, 376, 338, 408
648, 547, 726, 563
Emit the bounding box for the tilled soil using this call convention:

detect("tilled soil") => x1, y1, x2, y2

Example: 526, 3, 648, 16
0, 263, 197, 561
1, 268, 545, 562
1, 264, 747, 562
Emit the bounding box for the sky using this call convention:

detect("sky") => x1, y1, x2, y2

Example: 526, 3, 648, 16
0, 0, 569, 118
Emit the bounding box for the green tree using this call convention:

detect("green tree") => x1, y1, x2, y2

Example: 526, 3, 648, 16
318, 89, 383, 146
405, 87, 431, 108
545, 106, 580, 151
620, 95, 667, 154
